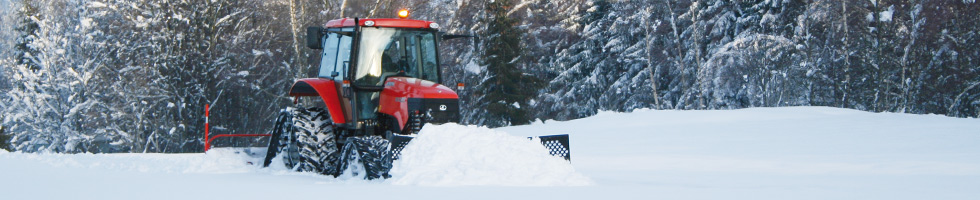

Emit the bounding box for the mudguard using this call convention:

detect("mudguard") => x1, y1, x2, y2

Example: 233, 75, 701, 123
288, 78, 348, 124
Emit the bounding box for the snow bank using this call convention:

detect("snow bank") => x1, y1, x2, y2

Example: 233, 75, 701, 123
388, 123, 592, 186
0, 148, 261, 174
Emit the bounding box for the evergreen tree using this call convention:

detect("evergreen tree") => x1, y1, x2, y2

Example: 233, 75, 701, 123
537, 0, 658, 120
914, 0, 980, 117
14, 0, 39, 71
580, 0, 610, 26
474, 0, 543, 126
0, 120, 11, 151
535, 0, 611, 120
0, 0, 977, 153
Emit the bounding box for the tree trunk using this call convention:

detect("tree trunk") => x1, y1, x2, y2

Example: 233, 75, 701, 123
643, 7, 661, 108
289, 0, 302, 76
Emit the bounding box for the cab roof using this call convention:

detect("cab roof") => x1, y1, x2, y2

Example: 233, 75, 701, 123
324, 18, 437, 29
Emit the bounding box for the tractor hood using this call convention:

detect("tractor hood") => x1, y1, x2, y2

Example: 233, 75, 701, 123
381, 77, 458, 99
379, 77, 460, 131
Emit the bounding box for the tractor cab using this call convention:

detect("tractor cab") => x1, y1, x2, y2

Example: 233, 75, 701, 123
299, 16, 459, 136
312, 19, 442, 85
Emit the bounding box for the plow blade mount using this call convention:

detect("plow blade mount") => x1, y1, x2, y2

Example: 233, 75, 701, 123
388, 134, 571, 161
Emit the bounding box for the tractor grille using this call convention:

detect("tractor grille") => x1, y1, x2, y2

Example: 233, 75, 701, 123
407, 98, 460, 124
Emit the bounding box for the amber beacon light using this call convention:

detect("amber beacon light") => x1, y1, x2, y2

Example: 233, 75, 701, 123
398, 9, 410, 19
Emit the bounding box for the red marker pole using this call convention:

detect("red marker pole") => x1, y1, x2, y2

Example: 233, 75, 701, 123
205, 104, 210, 152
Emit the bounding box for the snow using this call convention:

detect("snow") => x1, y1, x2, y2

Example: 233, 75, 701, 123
80, 18, 94, 28
463, 59, 482, 74
880, 6, 895, 22
87, 1, 107, 8
389, 124, 591, 186
251, 49, 268, 56
507, 1, 533, 17
2, 107, 980, 199
215, 11, 242, 26
135, 15, 148, 28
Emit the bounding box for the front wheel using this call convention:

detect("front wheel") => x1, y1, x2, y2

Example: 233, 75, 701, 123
263, 107, 338, 173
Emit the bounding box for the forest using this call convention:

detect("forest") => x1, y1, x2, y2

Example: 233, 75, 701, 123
1, 0, 977, 153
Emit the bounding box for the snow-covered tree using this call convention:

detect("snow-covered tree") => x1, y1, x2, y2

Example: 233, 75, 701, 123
0, 123, 10, 151
1, 0, 977, 153
471, 0, 544, 127
13, 0, 39, 71
700, 34, 806, 108
4, 0, 118, 152
537, 0, 657, 120
913, 0, 980, 117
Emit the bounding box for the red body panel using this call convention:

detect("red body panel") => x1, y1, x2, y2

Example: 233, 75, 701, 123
378, 77, 458, 129
288, 78, 347, 124
324, 18, 434, 29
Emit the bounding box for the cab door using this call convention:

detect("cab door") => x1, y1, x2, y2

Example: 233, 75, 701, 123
317, 28, 355, 122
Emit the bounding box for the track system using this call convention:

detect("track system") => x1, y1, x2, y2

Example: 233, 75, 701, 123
339, 135, 394, 179
264, 107, 392, 179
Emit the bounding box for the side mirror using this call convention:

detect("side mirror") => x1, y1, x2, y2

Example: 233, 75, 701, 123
306, 26, 324, 49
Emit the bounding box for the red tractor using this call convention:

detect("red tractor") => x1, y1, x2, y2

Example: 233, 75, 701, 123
261, 12, 569, 179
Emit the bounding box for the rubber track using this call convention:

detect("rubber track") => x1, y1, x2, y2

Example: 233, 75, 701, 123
339, 135, 393, 180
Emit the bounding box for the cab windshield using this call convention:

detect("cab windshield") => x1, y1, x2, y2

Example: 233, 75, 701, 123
354, 28, 439, 86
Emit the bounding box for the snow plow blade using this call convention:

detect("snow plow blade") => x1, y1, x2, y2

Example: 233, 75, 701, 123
534, 134, 571, 160
388, 134, 571, 161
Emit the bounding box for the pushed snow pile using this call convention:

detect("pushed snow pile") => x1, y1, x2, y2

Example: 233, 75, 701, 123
388, 123, 592, 186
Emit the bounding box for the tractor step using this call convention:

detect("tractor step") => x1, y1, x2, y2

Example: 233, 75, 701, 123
387, 134, 572, 161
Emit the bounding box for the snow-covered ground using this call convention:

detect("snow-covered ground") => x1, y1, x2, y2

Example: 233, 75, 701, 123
2, 107, 979, 200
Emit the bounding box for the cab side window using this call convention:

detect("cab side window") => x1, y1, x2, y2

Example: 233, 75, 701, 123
419, 34, 438, 82
318, 30, 353, 79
